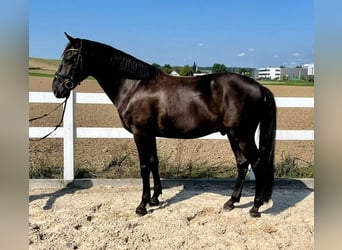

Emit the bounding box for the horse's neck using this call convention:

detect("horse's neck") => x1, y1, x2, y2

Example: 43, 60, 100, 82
87, 47, 146, 107
96, 77, 140, 107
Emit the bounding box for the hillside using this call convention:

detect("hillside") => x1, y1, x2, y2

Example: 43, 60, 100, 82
29, 57, 60, 76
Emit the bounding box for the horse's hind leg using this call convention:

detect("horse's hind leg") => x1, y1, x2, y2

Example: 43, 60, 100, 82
223, 132, 250, 211
249, 162, 266, 218
224, 130, 263, 217
237, 140, 263, 217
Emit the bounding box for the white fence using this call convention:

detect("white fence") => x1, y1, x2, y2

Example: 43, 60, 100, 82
29, 91, 314, 180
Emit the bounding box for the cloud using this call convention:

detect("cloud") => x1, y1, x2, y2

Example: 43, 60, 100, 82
249, 48, 255, 52
292, 52, 301, 57
197, 43, 204, 47
273, 55, 279, 58
237, 52, 246, 57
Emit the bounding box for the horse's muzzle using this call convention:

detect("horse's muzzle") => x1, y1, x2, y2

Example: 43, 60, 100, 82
52, 78, 70, 98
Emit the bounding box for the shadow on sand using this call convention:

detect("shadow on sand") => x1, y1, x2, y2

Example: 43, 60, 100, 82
29, 178, 313, 215
29, 180, 93, 210
156, 178, 313, 216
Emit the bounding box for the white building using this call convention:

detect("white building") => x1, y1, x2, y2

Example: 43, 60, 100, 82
193, 72, 207, 76
258, 67, 281, 80
170, 70, 180, 76
303, 64, 314, 76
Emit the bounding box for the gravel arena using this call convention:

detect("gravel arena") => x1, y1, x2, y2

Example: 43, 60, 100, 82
29, 60, 314, 249
29, 179, 314, 249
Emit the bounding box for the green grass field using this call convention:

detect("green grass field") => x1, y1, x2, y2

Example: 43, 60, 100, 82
29, 72, 56, 78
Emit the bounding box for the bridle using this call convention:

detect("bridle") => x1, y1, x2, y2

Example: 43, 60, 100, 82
54, 40, 84, 90
30, 40, 84, 141
29, 98, 68, 141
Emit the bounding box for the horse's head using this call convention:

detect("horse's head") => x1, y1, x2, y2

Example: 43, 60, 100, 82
52, 32, 87, 98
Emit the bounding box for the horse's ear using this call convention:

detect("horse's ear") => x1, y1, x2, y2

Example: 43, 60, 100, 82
64, 32, 75, 43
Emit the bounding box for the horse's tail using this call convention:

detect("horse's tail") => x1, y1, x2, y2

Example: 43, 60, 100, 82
258, 86, 277, 202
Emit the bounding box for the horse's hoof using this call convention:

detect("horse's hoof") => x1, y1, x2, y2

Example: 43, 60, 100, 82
149, 197, 160, 206
249, 207, 261, 218
223, 200, 235, 211
136, 206, 147, 216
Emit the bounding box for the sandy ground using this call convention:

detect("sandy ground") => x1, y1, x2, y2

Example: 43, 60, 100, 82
29, 179, 314, 249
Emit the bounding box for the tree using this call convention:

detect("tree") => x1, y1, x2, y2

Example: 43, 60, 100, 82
212, 63, 227, 73
192, 61, 199, 73
238, 68, 252, 77
239, 67, 247, 74
162, 64, 172, 74
180, 65, 193, 76
152, 63, 161, 70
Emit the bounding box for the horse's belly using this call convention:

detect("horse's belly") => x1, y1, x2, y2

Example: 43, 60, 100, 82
157, 115, 221, 139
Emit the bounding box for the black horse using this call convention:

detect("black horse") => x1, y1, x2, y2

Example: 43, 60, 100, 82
53, 33, 276, 217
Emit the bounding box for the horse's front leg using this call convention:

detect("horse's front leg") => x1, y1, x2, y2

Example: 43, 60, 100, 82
134, 134, 160, 216
136, 163, 151, 216
150, 157, 162, 206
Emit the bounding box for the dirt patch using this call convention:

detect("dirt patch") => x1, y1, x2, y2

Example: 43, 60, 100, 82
29, 179, 314, 249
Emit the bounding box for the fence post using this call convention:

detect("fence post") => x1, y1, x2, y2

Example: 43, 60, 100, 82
63, 90, 75, 180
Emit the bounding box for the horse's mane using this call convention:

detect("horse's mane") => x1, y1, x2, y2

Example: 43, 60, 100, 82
83, 39, 161, 80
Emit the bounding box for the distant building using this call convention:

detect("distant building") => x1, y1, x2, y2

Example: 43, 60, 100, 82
281, 67, 307, 80
258, 67, 281, 80
257, 64, 314, 81
193, 72, 207, 76
170, 70, 180, 76
281, 64, 314, 80
303, 64, 314, 76
251, 68, 258, 79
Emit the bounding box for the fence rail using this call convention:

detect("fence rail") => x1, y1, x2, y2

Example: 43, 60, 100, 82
29, 91, 314, 180
29, 92, 315, 107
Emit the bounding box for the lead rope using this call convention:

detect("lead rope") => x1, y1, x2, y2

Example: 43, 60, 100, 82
29, 97, 69, 141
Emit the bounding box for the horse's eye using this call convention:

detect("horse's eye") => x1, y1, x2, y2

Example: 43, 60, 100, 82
64, 52, 76, 62
68, 50, 78, 56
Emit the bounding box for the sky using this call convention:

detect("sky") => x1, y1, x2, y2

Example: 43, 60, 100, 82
29, 0, 313, 68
